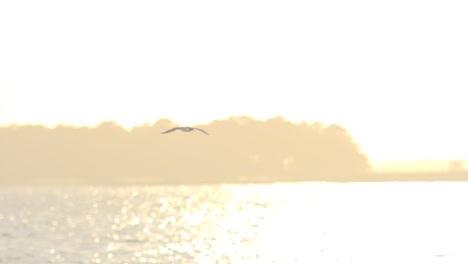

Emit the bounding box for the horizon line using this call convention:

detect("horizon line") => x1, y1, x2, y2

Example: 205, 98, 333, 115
0, 115, 331, 129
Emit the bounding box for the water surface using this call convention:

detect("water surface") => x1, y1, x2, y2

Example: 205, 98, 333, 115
1, 182, 467, 263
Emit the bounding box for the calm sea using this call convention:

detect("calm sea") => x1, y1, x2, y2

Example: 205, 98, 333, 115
1, 182, 467, 264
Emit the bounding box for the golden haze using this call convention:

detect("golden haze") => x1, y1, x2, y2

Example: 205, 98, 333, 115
1, 116, 466, 185
0, 116, 370, 184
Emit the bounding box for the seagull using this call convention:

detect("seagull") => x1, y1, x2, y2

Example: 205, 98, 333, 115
161, 126, 209, 135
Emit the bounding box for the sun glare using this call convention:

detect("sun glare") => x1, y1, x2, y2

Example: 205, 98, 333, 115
1, 0, 467, 161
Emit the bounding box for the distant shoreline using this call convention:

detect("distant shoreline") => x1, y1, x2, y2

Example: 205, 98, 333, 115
1, 172, 467, 186
356, 171, 468, 182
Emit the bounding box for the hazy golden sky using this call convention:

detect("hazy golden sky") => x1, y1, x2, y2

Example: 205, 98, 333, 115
1, 0, 467, 162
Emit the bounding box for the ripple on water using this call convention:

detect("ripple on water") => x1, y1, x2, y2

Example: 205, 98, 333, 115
1, 183, 468, 263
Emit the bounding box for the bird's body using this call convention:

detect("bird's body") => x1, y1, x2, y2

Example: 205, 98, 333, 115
161, 126, 209, 135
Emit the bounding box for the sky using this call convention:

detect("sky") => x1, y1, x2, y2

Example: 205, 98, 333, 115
1, 0, 467, 162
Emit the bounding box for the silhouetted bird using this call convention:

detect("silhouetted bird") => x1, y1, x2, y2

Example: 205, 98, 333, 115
161, 126, 209, 135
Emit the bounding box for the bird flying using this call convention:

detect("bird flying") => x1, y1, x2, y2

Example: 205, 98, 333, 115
161, 126, 209, 135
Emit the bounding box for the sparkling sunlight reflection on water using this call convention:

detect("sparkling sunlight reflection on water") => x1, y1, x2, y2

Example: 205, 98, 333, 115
1, 182, 468, 264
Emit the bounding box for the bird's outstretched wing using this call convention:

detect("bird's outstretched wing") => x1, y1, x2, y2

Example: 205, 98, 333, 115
161, 127, 181, 134
194, 128, 209, 135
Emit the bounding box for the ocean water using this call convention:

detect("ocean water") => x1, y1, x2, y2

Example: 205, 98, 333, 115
1, 182, 467, 264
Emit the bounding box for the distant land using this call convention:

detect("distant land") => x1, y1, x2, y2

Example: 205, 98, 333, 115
0, 116, 466, 185
373, 160, 462, 172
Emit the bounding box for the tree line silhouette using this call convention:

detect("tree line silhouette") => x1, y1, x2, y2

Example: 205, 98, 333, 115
0, 116, 371, 184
